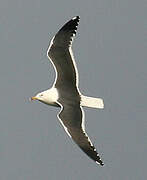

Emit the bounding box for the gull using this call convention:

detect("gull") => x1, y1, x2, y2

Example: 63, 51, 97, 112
31, 16, 104, 166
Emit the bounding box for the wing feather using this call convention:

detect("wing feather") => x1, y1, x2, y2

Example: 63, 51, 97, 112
57, 104, 104, 166
47, 16, 80, 89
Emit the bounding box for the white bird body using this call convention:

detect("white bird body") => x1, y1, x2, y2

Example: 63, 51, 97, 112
36, 88, 104, 109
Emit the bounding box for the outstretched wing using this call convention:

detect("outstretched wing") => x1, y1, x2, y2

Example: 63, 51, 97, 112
47, 16, 80, 90
57, 103, 104, 166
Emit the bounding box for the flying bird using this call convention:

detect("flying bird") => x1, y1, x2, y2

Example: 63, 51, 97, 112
31, 16, 104, 166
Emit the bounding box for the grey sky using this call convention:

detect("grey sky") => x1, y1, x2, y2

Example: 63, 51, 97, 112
0, 0, 146, 179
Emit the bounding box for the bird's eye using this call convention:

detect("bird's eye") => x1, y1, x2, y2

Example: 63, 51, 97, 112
40, 94, 43, 97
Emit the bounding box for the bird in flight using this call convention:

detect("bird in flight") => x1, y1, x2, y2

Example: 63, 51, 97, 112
31, 16, 104, 166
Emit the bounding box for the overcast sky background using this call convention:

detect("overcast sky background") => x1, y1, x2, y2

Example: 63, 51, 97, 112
0, 0, 146, 179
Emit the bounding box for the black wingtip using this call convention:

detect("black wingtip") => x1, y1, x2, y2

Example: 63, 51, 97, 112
95, 157, 104, 166
96, 160, 104, 166
72, 16, 80, 24
96, 154, 104, 166
72, 16, 80, 20
80, 146, 104, 166
59, 16, 80, 33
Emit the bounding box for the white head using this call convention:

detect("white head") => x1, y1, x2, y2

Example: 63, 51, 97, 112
31, 88, 59, 107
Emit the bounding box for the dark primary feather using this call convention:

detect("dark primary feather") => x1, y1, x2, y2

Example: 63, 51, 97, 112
52, 16, 80, 47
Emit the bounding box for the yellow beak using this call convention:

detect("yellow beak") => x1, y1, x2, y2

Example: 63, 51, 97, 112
30, 96, 38, 101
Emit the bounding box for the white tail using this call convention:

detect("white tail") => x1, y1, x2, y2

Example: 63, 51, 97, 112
81, 95, 104, 109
